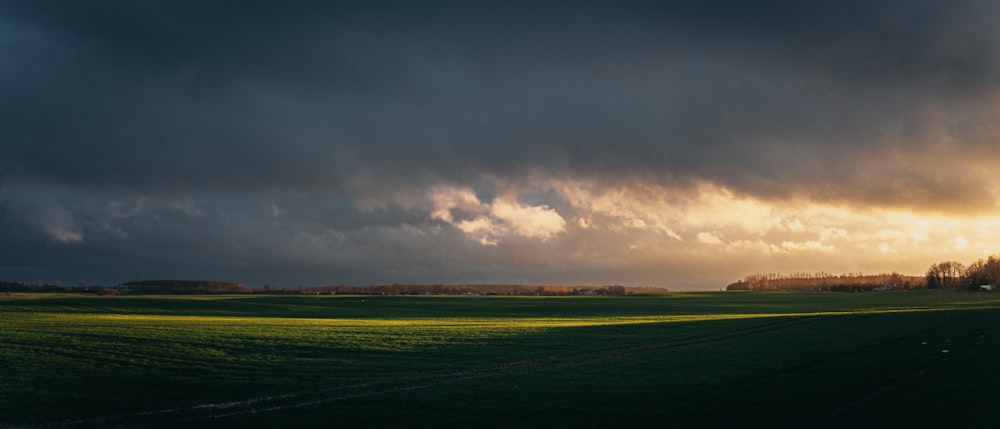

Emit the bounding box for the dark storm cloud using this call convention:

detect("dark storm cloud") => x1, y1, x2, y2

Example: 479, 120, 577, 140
3, 1, 1000, 285
4, 0, 999, 204
0, 187, 445, 285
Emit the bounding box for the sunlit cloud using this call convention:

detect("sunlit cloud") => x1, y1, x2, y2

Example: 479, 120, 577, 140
411, 178, 1000, 283
428, 186, 566, 245
696, 232, 723, 245
953, 235, 969, 251
780, 240, 835, 253
489, 199, 566, 241
556, 181, 684, 240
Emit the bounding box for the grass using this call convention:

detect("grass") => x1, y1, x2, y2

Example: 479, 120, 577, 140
2, 290, 999, 428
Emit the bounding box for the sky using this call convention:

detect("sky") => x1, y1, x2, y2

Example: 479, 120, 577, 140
3, 1, 1000, 289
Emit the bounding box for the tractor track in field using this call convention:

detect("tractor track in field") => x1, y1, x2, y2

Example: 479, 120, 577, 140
8, 314, 827, 429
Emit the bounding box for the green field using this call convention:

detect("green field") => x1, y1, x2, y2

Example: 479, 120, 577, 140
2, 291, 1000, 428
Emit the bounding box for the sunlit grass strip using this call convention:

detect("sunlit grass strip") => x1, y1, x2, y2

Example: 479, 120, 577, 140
3, 304, 993, 358
7, 303, 984, 328
5, 312, 790, 328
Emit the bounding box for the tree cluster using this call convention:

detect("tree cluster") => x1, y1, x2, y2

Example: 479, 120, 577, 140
0, 280, 120, 295
0, 280, 246, 295
727, 253, 1000, 292
1, 280, 640, 296
926, 254, 1000, 290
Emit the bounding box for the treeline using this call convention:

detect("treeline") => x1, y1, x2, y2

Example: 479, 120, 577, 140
258, 284, 638, 296
1, 280, 659, 296
119, 280, 248, 294
1, 280, 123, 295
0, 280, 247, 295
726, 272, 924, 292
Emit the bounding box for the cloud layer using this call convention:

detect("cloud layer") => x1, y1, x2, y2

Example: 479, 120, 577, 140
2, 1, 1000, 287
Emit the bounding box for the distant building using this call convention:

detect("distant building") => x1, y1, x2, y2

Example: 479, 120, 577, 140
873, 284, 895, 292
980, 284, 995, 291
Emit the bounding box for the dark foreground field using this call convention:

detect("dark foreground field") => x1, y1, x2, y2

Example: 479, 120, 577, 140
2, 291, 999, 428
